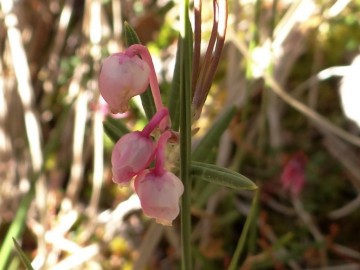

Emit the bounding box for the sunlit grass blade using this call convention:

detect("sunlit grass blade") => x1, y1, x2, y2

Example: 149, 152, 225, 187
0, 183, 35, 270
12, 238, 35, 270
192, 106, 237, 161
191, 161, 257, 190
124, 22, 156, 119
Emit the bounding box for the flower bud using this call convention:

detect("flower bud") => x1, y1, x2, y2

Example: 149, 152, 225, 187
134, 169, 184, 226
281, 152, 307, 197
112, 132, 154, 185
99, 53, 150, 113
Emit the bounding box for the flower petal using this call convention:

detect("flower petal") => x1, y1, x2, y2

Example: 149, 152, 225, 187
99, 53, 150, 113
134, 170, 184, 225
112, 132, 155, 185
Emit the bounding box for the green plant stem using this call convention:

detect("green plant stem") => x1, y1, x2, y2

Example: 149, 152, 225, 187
179, 0, 192, 269
0, 183, 35, 270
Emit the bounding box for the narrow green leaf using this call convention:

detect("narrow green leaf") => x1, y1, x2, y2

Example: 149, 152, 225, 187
123, 22, 156, 119
179, 1, 193, 269
191, 161, 257, 190
124, 21, 140, 47
193, 106, 236, 161
168, 37, 181, 131
103, 117, 129, 143
12, 238, 34, 270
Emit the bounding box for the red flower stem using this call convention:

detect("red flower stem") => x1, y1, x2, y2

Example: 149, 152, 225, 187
153, 130, 172, 175
125, 44, 164, 112
141, 108, 169, 137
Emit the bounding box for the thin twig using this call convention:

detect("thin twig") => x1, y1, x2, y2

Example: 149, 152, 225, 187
88, 0, 103, 220
230, 32, 360, 147
200, 0, 228, 107
195, 0, 218, 95
328, 195, 360, 219
193, 0, 228, 119
0, 58, 11, 157
48, 244, 99, 270
133, 222, 164, 270
66, 89, 88, 204
323, 135, 360, 191
192, 0, 202, 96
112, 0, 122, 41
46, 0, 75, 93
292, 197, 327, 267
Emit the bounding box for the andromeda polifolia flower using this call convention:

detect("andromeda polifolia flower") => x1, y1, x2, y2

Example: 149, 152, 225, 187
281, 152, 307, 197
134, 169, 184, 226
99, 53, 150, 113
111, 131, 154, 185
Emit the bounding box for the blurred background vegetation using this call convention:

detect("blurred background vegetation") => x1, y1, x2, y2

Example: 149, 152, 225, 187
1, 0, 360, 269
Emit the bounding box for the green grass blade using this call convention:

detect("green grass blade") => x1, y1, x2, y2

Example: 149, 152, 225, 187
191, 161, 257, 190
192, 106, 237, 161
168, 37, 181, 131
123, 22, 156, 119
124, 21, 140, 47
0, 184, 35, 270
12, 238, 35, 270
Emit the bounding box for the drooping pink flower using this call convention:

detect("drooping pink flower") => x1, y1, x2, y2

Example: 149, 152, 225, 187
133, 130, 183, 225
111, 108, 170, 185
134, 169, 184, 225
99, 53, 150, 114
111, 131, 154, 185
281, 152, 307, 197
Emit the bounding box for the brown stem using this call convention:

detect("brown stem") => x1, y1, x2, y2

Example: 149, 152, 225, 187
191, 0, 202, 97
193, 0, 228, 119
195, 0, 218, 97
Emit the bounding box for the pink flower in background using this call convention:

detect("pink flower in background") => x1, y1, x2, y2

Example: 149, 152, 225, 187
99, 53, 150, 114
134, 169, 184, 225
111, 131, 154, 185
281, 152, 307, 197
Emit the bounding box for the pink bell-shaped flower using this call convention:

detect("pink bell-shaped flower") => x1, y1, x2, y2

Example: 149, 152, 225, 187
133, 130, 183, 225
281, 152, 307, 197
134, 169, 184, 226
111, 131, 154, 185
99, 53, 150, 113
